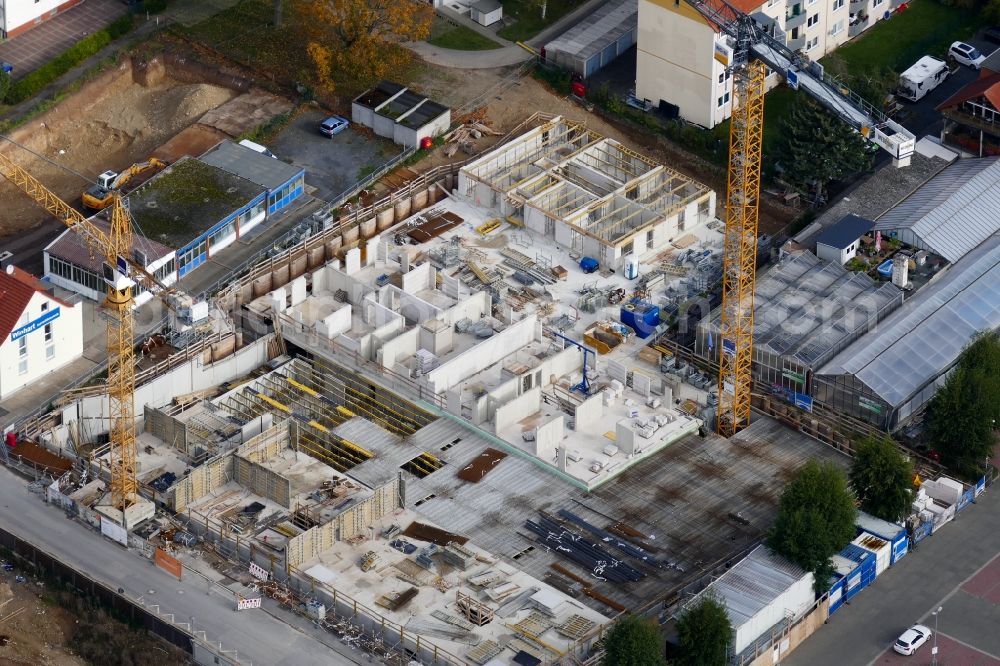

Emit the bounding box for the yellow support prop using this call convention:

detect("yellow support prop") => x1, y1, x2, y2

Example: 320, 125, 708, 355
285, 377, 320, 397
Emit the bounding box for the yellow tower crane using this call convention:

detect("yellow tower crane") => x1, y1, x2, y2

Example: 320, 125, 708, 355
682, 0, 915, 436
0, 145, 175, 524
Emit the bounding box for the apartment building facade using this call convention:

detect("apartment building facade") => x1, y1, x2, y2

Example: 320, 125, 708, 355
636, 0, 898, 128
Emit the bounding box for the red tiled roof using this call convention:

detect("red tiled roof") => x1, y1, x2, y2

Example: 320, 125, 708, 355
0, 266, 73, 343
936, 71, 1000, 112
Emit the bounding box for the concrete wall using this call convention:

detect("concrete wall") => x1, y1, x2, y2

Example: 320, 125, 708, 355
235, 456, 291, 507
574, 392, 604, 432
494, 386, 541, 433
424, 315, 539, 395
440, 291, 489, 326
315, 304, 352, 339
377, 326, 419, 370
534, 415, 564, 458
400, 262, 434, 294
76, 335, 270, 437
393, 110, 452, 149
286, 478, 399, 568
143, 406, 187, 452
169, 451, 235, 512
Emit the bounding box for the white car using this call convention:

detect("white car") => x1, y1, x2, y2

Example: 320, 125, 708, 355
893, 624, 932, 656
949, 41, 986, 69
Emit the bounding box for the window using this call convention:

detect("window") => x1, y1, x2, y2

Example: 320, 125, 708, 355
807, 13, 819, 27
807, 36, 819, 49
18, 337, 27, 375
41, 302, 48, 313
833, 0, 844, 9
717, 92, 731, 107
830, 19, 844, 35
677, 208, 686, 232
44, 323, 54, 360
646, 229, 654, 247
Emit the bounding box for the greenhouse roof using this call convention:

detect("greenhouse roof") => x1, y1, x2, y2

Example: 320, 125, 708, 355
873, 157, 1000, 263
704, 252, 903, 367
819, 232, 1000, 407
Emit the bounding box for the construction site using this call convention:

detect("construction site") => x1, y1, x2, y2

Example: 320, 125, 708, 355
0, 102, 870, 665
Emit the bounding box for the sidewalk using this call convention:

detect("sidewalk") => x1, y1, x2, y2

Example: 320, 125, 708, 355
0, 0, 127, 79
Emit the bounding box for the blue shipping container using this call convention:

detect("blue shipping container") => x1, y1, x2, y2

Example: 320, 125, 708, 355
856, 511, 908, 565
620, 300, 660, 339
828, 544, 876, 615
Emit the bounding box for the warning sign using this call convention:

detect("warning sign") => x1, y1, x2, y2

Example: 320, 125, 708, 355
155, 548, 183, 580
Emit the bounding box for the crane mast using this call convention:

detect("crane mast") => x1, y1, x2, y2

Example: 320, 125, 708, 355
716, 60, 766, 436
0, 150, 139, 515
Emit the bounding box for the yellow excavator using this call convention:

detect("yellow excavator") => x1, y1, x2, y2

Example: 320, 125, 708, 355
82, 157, 168, 210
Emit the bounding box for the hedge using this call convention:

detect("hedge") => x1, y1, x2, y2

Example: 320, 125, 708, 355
5, 14, 133, 104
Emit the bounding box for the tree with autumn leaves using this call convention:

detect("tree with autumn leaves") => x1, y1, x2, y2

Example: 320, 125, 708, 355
289, 0, 433, 93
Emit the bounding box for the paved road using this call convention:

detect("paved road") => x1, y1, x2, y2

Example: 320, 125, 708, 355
784, 484, 1000, 666
0, 463, 373, 665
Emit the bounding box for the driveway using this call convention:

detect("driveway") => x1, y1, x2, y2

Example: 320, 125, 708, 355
0, 0, 127, 78
269, 110, 403, 202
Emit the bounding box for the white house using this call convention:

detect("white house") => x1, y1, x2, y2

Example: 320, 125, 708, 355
815, 214, 874, 264
0, 265, 83, 399
0, 0, 85, 39
636, 0, 902, 128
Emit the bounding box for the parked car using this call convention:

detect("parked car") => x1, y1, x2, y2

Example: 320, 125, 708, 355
893, 624, 932, 656
319, 115, 349, 137
983, 26, 1000, 45
949, 41, 986, 69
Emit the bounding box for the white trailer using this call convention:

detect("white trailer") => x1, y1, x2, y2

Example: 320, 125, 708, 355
898, 56, 949, 102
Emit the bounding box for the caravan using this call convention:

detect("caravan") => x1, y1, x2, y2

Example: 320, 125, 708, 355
898, 56, 949, 102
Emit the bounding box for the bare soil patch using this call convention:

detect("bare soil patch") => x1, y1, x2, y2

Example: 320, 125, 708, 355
0, 59, 237, 237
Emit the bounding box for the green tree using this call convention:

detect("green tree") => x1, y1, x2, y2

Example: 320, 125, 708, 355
775, 97, 872, 202
601, 614, 665, 666
767, 459, 857, 591
926, 332, 1000, 480
676, 593, 732, 666
850, 435, 913, 522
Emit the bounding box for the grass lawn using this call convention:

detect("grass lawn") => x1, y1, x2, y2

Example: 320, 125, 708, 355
822, 0, 980, 74
497, 0, 579, 42
428, 16, 502, 50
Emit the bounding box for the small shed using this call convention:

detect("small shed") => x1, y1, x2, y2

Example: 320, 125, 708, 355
352, 82, 452, 149
815, 214, 875, 264
543, 0, 637, 78
470, 0, 503, 27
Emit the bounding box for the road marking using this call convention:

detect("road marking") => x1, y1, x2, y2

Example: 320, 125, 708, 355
866, 551, 1000, 666
938, 631, 1000, 662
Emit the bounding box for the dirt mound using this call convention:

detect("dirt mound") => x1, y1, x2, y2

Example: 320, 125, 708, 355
0, 59, 237, 238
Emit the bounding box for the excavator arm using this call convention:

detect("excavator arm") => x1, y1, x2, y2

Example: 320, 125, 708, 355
0, 150, 173, 302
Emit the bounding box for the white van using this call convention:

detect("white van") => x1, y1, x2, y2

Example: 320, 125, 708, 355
238, 139, 277, 159
897, 56, 949, 102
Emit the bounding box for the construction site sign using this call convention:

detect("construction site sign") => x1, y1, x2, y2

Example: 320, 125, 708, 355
236, 596, 262, 611
155, 548, 183, 580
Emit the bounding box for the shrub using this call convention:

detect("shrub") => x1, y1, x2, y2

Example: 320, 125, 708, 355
5, 14, 133, 104
141, 0, 169, 14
